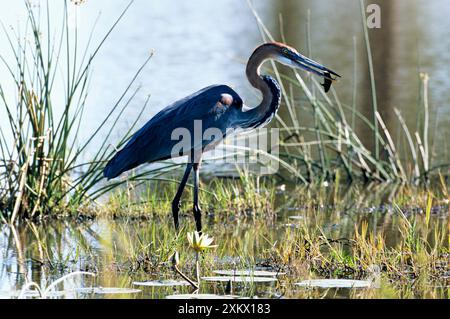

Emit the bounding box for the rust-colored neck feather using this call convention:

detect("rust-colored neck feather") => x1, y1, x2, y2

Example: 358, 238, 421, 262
241, 44, 282, 128
246, 45, 276, 105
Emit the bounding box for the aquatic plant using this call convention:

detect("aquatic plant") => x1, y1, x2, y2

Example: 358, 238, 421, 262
18, 271, 95, 299
187, 231, 218, 252
0, 0, 155, 223
2, 182, 447, 299
245, 0, 449, 184
169, 232, 219, 290
171, 251, 199, 290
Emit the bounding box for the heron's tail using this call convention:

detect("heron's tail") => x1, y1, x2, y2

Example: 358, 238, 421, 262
103, 149, 139, 180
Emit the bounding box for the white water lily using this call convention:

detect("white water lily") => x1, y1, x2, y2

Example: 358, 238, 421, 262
187, 232, 218, 252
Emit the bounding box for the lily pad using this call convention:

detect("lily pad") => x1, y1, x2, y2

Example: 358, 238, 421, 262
75, 287, 141, 294
0, 290, 40, 298
284, 223, 301, 229
133, 280, 191, 287
1, 290, 42, 298
213, 270, 285, 277
1, 290, 69, 298
201, 276, 277, 283
295, 279, 372, 289
166, 294, 239, 299
288, 216, 304, 220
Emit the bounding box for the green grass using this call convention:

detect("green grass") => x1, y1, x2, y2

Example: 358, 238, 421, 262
97, 174, 276, 219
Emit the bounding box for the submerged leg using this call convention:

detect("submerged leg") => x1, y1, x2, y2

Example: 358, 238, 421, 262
193, 162, 202, 233
172, 163, 193, 231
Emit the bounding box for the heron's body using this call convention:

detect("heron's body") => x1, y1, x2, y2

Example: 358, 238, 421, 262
104, 76, 281, 179
104, 42, 339, 232
104, 85, 239, 178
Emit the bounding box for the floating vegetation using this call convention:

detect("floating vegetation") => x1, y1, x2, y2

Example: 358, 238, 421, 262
296, 279, 373, 289
1, 183, 447, 299
201, 276, 277, 283
15, 271, 95, 299
213, 270, 285, 277
166, 294, 240, 299
133, 280, 190, 287
75, 287, 142, 295
288, 216, 305, 220
2, 290, 66, 299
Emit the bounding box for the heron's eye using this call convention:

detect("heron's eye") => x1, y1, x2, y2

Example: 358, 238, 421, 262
282, 48, 289, 55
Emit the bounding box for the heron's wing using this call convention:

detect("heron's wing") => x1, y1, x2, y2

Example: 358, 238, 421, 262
104, 85, 239, 179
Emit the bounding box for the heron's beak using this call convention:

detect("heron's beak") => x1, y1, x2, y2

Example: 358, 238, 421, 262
291, 53, 341, 81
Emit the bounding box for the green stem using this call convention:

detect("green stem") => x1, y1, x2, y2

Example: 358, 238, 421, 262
360, 0, 379, 162
174, 265, 198, 290
196, 252, 201, 286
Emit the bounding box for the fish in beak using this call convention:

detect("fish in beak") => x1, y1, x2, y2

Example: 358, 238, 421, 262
278, 49, 340, 93
292, 53, 340, 93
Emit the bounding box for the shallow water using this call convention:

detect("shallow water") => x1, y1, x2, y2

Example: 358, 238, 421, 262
1, 185, 448, 299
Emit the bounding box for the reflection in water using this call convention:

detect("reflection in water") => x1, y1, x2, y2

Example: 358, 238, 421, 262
0, 184, 448, 299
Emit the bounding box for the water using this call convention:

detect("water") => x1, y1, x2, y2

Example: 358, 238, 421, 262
0, 0, 449, 163
0, 184, 448, 299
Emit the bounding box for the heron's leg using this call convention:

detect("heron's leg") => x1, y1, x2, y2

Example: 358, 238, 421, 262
193, 162, 202, 233
172, 163, 193, 231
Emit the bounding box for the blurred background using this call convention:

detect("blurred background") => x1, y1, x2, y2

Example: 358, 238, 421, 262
1, 0, 449, 163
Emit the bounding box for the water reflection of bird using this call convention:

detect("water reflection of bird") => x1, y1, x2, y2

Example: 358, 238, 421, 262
104, 42, 340, 232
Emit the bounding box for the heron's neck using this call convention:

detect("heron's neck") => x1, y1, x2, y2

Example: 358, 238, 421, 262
241, 51, 282, 129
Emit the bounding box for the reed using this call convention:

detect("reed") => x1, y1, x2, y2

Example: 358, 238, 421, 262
245, 1, 449, 185
0, 0, 155, 223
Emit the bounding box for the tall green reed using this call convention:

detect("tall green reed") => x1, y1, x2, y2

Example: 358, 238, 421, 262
0, 1, 158, 223
246, 0, 446, 185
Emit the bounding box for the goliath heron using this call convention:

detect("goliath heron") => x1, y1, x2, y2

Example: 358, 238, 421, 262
104, 42, 340, 232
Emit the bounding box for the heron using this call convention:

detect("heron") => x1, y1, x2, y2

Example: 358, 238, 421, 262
103, 42, 340, 232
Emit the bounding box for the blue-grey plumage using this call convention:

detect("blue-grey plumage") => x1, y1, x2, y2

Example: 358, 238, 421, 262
103, 42, 340, 232
103, 85, 244, 179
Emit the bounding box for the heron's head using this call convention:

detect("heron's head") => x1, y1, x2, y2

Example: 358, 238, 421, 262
251, 42, 340, 90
